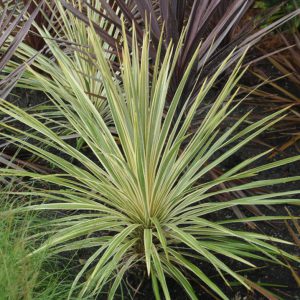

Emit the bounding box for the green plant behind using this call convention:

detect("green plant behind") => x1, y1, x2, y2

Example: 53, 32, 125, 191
0, 194, 73, 300
0, 26, 300, 299
0, 202, 38, 300
255, 0, 300, 30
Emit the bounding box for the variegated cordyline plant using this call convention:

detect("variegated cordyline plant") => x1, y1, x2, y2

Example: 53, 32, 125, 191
4, 0, 114, 123
1, 0, 113, 163
1, 26, 300, 299
5, 0, 299, 221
